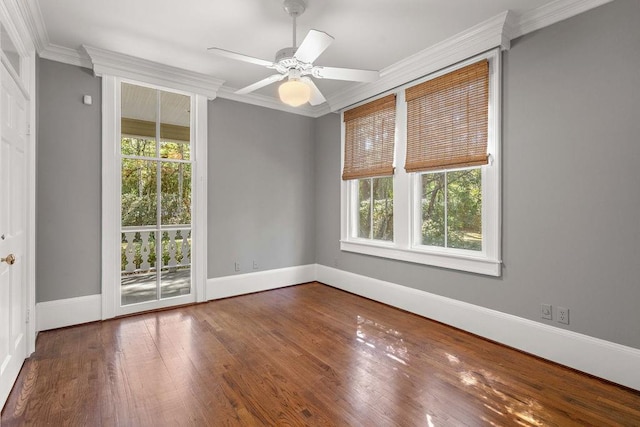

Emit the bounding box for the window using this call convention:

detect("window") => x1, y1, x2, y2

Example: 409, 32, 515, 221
340, 50, 501, 276
342, 95, 396, 243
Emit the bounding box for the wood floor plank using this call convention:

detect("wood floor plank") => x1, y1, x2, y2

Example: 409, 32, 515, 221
2, 282, 640, 426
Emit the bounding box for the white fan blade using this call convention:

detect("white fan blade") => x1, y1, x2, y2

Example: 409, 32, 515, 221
312, 66, 379, 82
236, 74, 286, 95
208, 47, 274, 68
301, 77, 326, 106
300, 77, 327, 105
294, 30, 334, 64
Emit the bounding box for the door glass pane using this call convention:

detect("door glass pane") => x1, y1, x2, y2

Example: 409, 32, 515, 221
160, 90, 190, 160
121, 159, 157, 227
121, 83, 158, 157
121, 137, 156, 157
160, 229, 191, 299
161, 161, 191, 225
121, 231, 158, 305
1, 23, 20, 77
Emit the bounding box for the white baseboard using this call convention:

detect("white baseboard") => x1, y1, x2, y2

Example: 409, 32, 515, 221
36, 294, 102, 332
33, 264, 640, 391
316, 264, 640, 391
206, 264, 317, 300
34, 265, 316, 333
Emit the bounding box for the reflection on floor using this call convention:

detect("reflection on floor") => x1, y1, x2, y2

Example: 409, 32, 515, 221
121, 268, 191, 305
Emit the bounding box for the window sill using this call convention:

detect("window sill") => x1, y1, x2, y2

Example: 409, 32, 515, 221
340, 240, 502, 276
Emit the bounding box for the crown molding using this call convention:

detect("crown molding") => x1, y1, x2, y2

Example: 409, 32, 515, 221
216, 86, 331, 118
13, 0, 48, 52
327, 0, 613, 113
83, 45, 225, 99
40, 43, 92, 68
511, 0, 614, 39
328, 11, 513, 112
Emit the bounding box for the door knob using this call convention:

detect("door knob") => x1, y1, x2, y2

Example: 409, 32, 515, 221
1, 254, 15, 265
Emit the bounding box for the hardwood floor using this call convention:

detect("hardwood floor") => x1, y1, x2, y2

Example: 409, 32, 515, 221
2, 282, 640, 426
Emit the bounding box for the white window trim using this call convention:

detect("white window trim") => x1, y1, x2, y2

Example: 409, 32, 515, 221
90, 47, 220, 319
340, 49, 502, 277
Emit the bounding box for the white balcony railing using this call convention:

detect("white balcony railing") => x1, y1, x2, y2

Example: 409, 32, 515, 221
121, 227, 191, 273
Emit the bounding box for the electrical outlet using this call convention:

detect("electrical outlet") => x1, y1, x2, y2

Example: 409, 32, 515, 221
541, 304, 552, 320
253, 261, 258, 270
558, 306, 570, 324
234, 262, 240, 272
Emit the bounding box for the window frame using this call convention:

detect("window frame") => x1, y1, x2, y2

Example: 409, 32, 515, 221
340, 49, 501, 276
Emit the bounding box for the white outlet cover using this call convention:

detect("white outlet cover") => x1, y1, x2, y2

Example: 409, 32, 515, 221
558, 306, 570, 324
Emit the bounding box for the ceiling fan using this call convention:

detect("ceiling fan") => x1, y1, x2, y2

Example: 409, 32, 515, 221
208, 0, 380, 107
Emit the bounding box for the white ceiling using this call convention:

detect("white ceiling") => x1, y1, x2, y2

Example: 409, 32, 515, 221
32, 0, 599, 110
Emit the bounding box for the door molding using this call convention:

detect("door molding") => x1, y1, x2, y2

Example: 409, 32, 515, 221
99, 77, 210, 319
95, 57, 217, 318
100, 74, 119, 319
0, 2, 36, 409
0, 0, 37, 357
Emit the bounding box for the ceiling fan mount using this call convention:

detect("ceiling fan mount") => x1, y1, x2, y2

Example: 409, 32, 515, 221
208, 0, 379, 106
282, 0, 307, 18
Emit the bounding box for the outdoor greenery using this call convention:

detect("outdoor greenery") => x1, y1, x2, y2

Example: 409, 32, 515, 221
121, 137, 191, 227
357, 170, 482, 250
421, 169, 482, 250
120, 137, 192, 271
358, 176, 394, 241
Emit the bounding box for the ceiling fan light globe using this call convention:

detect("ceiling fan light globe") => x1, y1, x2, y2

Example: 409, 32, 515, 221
279, 79, 311, 107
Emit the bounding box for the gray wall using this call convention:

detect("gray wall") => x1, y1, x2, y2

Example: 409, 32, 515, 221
208, 98, 316, 277
36, 59, 102, 302
36, 69, 316, 301
314, 0, 640, 349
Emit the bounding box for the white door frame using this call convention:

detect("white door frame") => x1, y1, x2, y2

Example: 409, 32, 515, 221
1, 0, 36, 356
85, 47, 224, 319
102, 78, 207, 317
0, 0, 36, 408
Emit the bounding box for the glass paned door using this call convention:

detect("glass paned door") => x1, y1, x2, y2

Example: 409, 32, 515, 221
120, 83, 192, 307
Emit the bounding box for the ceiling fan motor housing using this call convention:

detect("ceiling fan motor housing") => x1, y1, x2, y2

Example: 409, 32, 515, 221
274, 47, 313, 74
275, 47, 297, 64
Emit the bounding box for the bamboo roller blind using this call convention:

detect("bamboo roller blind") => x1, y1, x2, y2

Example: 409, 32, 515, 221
405, 60, 489, 172
342, 94, 397, 180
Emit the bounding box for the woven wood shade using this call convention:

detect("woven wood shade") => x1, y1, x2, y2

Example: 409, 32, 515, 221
342, 94, 396, 180
405, 60, 489, 173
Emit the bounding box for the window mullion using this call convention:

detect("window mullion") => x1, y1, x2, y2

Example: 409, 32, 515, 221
444, 172, 448, 248
369, 178, 373, 239
393, 90, 409, 248
155, 89, 162, 297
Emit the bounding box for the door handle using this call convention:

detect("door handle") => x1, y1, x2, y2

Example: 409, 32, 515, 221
1, 254, 15, 265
